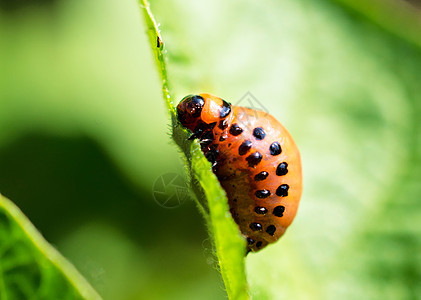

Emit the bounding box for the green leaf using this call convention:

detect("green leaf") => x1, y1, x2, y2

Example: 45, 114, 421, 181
332, 0, 421, 49
139, 1, 249, 299
0, 194, 101, 300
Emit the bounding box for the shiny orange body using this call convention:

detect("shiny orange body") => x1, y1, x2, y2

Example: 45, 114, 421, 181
177, 93, 302, 252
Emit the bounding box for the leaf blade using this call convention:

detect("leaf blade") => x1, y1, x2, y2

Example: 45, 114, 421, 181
0, 194, 101, 300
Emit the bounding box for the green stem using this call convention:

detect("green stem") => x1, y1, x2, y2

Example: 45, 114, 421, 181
138, 2, 250, 299
139, 0, 176, 117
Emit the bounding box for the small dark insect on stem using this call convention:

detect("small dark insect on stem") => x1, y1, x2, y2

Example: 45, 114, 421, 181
157, 36, 163, 48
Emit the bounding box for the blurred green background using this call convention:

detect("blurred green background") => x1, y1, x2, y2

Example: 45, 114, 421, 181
1, 0, 421, 299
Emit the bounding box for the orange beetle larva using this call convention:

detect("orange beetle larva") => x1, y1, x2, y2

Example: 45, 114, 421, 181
177, 93, 302, 252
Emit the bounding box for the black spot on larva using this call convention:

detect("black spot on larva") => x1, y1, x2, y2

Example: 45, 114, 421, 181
253, 127, 266, 140
229, 123, 243, 136
219, 119, 228, 130
219, 175, 230, 181
208, 122, 217, 130
276, 162, 288, 176
273, 205, 285, 217
256, 241, 263, 248
205, 149, 219, 164
269, 142, 282, 156
246, 152, 262, 167
200, 142, 211, 150
200, 131, 214, 148
228, 143, 232, 147
219, 100, 231, 118
276, 184, 289, 197
254, 206, 267, 215
247, 237, 255, 245
189, 96, 205, 117
219, 134, 228, 142
238, 140, 252, 156
255, 189, 270, 198
250, 223, 263, 231
266, 225, 276, 236
196, 121, 216, 132
189, 121, 217, 140
254, 171, 268, 181
208, 144, 218, 151
189, 122, 206, 140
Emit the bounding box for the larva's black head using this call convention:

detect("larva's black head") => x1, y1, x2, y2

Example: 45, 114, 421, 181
177, 93, 232, 132
177, 95, 205, 128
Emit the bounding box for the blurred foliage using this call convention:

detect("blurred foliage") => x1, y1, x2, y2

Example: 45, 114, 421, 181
0, 0, 421, 299
0, 194, 100, 299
